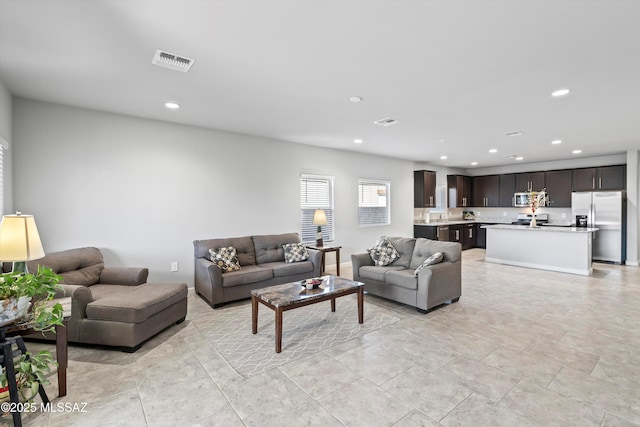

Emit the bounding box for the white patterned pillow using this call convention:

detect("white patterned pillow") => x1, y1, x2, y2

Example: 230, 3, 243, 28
413, 252, 443, 276
283, 243, 309, 263
368, 237, 400, 267
209, 246, 241, 273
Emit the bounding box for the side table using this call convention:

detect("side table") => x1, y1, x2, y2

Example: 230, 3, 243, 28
305, 245, 342, 276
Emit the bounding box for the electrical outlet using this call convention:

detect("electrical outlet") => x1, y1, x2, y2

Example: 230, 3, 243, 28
171, 262, 179, 272
562, 213, 566, 219
503, 212, 507, 216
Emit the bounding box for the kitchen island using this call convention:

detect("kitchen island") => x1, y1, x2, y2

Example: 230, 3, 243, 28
482, 224, 598, 276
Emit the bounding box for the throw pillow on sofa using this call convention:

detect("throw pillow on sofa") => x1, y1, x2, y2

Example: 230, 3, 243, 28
413, 252, 443, 276
283, 243, 310, 263
209, 246, 241, 273
368, 237, 400, 266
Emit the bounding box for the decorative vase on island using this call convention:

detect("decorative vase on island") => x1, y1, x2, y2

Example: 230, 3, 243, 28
530, 215, 537, 227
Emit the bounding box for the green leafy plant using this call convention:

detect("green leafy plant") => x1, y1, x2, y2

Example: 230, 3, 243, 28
0, 266, 63, 402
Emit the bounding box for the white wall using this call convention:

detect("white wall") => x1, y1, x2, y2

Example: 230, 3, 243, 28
626, 150, 639, 265
12, 98, 415, 284
0, 79, 13, 214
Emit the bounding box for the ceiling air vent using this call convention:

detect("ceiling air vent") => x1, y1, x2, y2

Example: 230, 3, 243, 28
374, 118, 399, 127
151, 49, 195, 72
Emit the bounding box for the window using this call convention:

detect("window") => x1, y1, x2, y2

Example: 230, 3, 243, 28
300, 174, 334, 243
358, 179, 390, 226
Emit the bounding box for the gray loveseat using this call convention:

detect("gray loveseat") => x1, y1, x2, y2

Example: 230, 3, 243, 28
23, 247, 188, 351
352, 237, 462, 313
193, 233, 322, 308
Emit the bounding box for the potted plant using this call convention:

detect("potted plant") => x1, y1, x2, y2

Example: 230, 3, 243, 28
0, 266, 64, 403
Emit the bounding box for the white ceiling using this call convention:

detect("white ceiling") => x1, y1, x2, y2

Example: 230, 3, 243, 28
1, 0, 639, 169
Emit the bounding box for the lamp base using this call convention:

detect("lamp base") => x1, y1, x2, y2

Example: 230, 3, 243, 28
11, 261, 28, 274
315, 238, 324, 247
316, 226, 324, 247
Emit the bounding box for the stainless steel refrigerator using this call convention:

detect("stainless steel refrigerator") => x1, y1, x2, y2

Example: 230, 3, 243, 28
571, 191, 626, 264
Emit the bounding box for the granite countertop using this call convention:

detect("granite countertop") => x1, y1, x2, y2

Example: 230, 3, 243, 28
415, 220, 512, 226
482, 224, 598, 233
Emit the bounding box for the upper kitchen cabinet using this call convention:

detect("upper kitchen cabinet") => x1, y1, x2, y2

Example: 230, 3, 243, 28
572, 165, 626, 191
414, 170, 437, 208
471, 175, 500, 207
499, 174, 516, 207
447, 175, 471, 208
544, 169, 572, 207
515, 172, 545, 192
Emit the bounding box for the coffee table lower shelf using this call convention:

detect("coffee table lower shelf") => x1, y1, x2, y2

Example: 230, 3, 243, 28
251, 276, 364, 353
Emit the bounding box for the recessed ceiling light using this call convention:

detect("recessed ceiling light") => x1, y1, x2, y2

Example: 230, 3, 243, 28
470, 162, 478, 166
354, 139, 363, 144
551, 139, 562, 145
489, 149, 498, 153
572, 149, 582, 154
505, 131, 523, 137
440, 155, 447, 160
164, 102, 180, 109
438, 139, 447, 143
551, 88, 570, 97
349, 96, 363, 103
515, 156, 524, 161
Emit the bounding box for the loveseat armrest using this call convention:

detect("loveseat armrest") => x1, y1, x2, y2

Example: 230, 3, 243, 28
306, 249, 323, 277
351, 252, 374, 280
194, 257, 224, 307
57, 284, 93, 319
416, 260, 462, 311
99, 267, 149, 285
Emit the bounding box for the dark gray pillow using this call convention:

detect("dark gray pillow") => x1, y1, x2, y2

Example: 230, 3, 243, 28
413, 252, 443, 276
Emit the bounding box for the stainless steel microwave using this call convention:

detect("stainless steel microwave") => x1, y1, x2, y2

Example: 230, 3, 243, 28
514, 192, 530, 207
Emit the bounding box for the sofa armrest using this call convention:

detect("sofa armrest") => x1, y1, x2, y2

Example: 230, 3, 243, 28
306, 249, 323, 277
57, 284, 93, 319
99, 267, 149, 285
351, 252, 373, 280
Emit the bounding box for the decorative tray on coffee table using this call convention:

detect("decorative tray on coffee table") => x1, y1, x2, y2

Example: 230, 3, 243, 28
301, 278, 323, 288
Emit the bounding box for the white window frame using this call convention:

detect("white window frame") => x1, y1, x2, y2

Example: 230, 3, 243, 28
0, 138, 6, 215
300, 174, 334, 243
358, 178, 391, 227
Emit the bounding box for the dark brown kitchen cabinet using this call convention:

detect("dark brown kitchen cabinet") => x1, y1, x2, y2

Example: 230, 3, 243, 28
472, 175, 500, 207
515, 172, 545, 192
499, 174, 516, 207
544, 169, 572, 207
414, 170, 437, 208
447, 175, 471, 208
572, 165, 626, 191
413, 225, 437, 240
449, 225, 463, 245
463, 223, 476, 250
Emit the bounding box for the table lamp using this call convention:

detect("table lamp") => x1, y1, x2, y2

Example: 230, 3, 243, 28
312, 209, 327, 247
0, 212, 45, 274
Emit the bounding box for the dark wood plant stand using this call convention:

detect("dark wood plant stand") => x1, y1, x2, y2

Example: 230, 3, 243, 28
0, 327, 50, 427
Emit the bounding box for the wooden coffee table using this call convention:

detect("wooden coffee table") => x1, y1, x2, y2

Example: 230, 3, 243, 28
251, 275, 364, 353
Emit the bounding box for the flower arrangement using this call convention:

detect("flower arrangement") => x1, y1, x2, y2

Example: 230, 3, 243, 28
527, 188, 548, 226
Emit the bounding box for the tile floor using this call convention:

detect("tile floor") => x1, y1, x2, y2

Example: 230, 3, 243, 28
4, 248, 640, 426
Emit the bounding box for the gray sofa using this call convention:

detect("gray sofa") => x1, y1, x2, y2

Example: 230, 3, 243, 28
23, 247, 188, 352
193, 233, 322, 308
352, 237, 462, 313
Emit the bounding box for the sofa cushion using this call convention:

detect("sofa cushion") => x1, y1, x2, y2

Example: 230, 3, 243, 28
209, 247, 241, 273
85, 283, 187, 323
359, 265, 405, 282
194, 236, 256, 266
253, 233, 301, 264
413, 252, 443, 276
283, 243, 309, 263
387, 237, 416, 268
368, 237, 400, 266
384, 270, 418, 290
220, 265, 273, 287
261, 261, 314, 278
410, 239, 461, 269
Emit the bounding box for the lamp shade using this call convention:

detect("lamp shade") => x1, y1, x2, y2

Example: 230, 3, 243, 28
312, 209, 328, 226
0, 213, 45, 262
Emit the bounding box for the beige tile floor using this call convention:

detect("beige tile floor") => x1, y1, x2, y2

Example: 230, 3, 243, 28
5, 248, 640, 426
